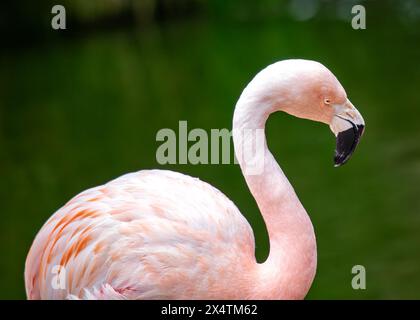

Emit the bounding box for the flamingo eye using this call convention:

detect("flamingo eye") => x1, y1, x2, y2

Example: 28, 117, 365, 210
324, 98, 331, 105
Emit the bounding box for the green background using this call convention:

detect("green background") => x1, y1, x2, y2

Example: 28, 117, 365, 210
1, 0, 419, 299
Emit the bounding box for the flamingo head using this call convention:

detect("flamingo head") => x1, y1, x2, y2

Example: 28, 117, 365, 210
263, 59, 365, 166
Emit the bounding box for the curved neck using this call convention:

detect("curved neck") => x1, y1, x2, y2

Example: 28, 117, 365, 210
233, 87, 317, 299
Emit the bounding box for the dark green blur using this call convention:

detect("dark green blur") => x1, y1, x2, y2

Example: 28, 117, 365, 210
1, 0, 419, 299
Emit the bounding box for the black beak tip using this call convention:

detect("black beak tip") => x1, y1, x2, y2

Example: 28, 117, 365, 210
334, 153, 350, 167
333, 124, 364, 168
357, 124, 365, 137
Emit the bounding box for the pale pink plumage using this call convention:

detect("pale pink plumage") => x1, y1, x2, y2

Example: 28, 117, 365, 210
25, 59, 365, 299
26, 170, 255, 299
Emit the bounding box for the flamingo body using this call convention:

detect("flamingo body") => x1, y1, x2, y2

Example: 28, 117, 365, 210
25, 170, 255, 299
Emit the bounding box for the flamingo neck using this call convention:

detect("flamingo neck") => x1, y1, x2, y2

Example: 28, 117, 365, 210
232, 88, 317, 299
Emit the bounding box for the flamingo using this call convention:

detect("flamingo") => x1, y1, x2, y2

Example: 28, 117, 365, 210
25, 59, 365, 300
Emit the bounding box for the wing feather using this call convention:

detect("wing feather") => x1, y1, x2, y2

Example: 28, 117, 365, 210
25, 170, 255, 299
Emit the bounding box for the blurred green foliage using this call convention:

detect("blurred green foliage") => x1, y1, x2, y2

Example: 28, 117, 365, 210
0, 0, 420, 299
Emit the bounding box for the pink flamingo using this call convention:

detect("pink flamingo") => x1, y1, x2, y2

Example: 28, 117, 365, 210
25, 59, 365, 299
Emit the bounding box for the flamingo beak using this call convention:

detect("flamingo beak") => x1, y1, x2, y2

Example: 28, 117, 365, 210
329, 99, 365, 167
